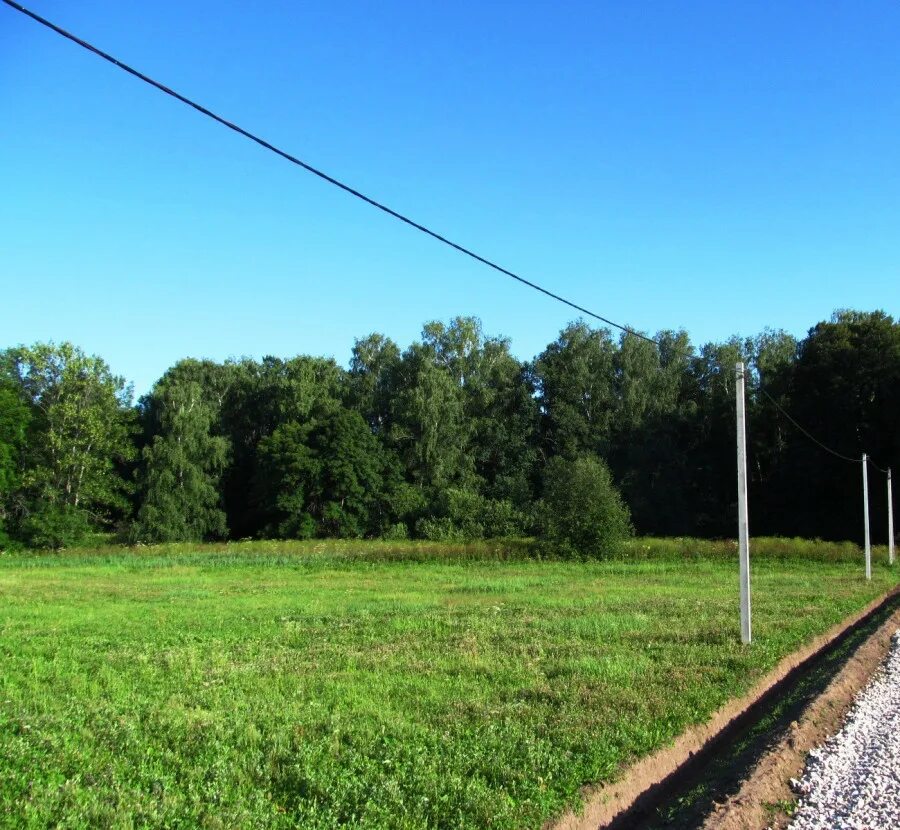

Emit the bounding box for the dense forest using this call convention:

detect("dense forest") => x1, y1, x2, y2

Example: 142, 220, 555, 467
0, 309, 897, 550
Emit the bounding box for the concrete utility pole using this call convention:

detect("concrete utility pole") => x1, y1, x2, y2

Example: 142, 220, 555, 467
889, 468, 895, 566
735, 362, 751, 644
863, 454, 871, 580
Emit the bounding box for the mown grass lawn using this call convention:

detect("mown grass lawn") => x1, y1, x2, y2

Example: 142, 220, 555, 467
0, 540, 895, 829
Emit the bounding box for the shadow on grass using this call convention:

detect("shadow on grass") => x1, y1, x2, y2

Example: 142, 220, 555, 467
606, 592, 900, 830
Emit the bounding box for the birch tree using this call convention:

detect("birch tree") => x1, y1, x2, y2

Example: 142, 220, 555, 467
2, 343, 134, 545
132, 379, 230, 542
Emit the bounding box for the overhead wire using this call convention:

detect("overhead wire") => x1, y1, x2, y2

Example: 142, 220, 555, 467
4, 0, 892, 477
754, 385, 860, 463
1, 0, 661, 347
755, 383, 890, 473
0, 1, 773, 379
868, 457, 889, 475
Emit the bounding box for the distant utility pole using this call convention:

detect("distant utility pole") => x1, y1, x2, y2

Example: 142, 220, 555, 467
863, 454, 871, 580
888, 468, 895, 566
735, 362, 751, 644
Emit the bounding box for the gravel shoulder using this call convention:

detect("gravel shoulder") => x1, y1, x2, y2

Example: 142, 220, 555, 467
787, 630, 900, 830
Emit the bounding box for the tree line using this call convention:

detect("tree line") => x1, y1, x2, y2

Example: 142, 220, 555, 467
0, 310, 897, 550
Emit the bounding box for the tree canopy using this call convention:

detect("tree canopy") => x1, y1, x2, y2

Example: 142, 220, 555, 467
1, 343, 135, 547
1, 310, 897, 550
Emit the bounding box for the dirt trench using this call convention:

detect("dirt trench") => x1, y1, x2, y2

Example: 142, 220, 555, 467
549, 589, 900, 830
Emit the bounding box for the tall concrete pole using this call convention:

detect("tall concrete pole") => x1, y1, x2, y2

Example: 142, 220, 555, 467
888, 468, 894, 566
863, 453, 871, 580
735, 362, 751, 644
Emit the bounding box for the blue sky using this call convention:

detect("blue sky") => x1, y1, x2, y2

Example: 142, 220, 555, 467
2, 0, 898, 396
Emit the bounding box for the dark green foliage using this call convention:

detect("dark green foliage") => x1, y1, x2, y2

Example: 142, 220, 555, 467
0, 343, 135, 548
539, 455, 633, 558
2, 310, 898, 548
389, 342, 474, 492
416, 488, 526, 541
256, 405, 398, 538
0, 378, 29, 494
600, 329, 697, 536
347, 333, 401, 433
18, 502, 93, 549
0, 378, 30, 547
757, 310, 900, 540
534, 322, 619, 459
131, 377, 230, 543
218, 355, 346, 538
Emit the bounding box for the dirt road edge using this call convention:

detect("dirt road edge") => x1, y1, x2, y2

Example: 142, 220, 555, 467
549, 588, 900, 830
701, 606, 900, 830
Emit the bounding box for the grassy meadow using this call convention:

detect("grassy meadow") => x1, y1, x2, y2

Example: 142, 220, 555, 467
0, 538, 896, 829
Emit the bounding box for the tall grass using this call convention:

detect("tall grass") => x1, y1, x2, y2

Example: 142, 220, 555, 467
623, 536, 883, 564
1, 535, 884, 569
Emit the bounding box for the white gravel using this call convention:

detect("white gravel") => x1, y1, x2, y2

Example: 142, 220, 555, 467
788, 630, 900, 830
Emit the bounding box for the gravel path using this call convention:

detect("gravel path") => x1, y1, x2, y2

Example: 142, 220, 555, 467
788, 630, 900, 830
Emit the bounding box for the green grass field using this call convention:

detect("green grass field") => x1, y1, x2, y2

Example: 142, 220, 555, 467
0, 539, 895, 829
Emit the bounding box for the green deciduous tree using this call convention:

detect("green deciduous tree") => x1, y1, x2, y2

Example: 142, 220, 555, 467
391, 317, 539, 511
607, 330, 696, 536
534, 322, 619, 460
769, 310, 900, 540
346, 334, 401, 434
221, 355, 346, 537
0, 377, 31, 546
538, 454, 632, 558
256, 404, 398, 538
390, 342, 473, 493
132, 379, 230, 542
4, 308, 897, 549
425, 318, 539, 507
2, 343, 135, 547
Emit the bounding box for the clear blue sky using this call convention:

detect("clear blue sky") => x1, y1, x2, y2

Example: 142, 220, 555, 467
2, 0, 898, 396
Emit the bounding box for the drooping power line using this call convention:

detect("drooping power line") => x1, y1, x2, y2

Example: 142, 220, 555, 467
4, 1, 893, 477
2, 0, 661, 347
756, 384, 889, 472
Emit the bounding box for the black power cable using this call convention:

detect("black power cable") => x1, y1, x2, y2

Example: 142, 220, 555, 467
868, 456, 889, 475
756, 384, 890, 473
1, 0, 660, 347
755, 385, 859, 463
4, 1, 892, 477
